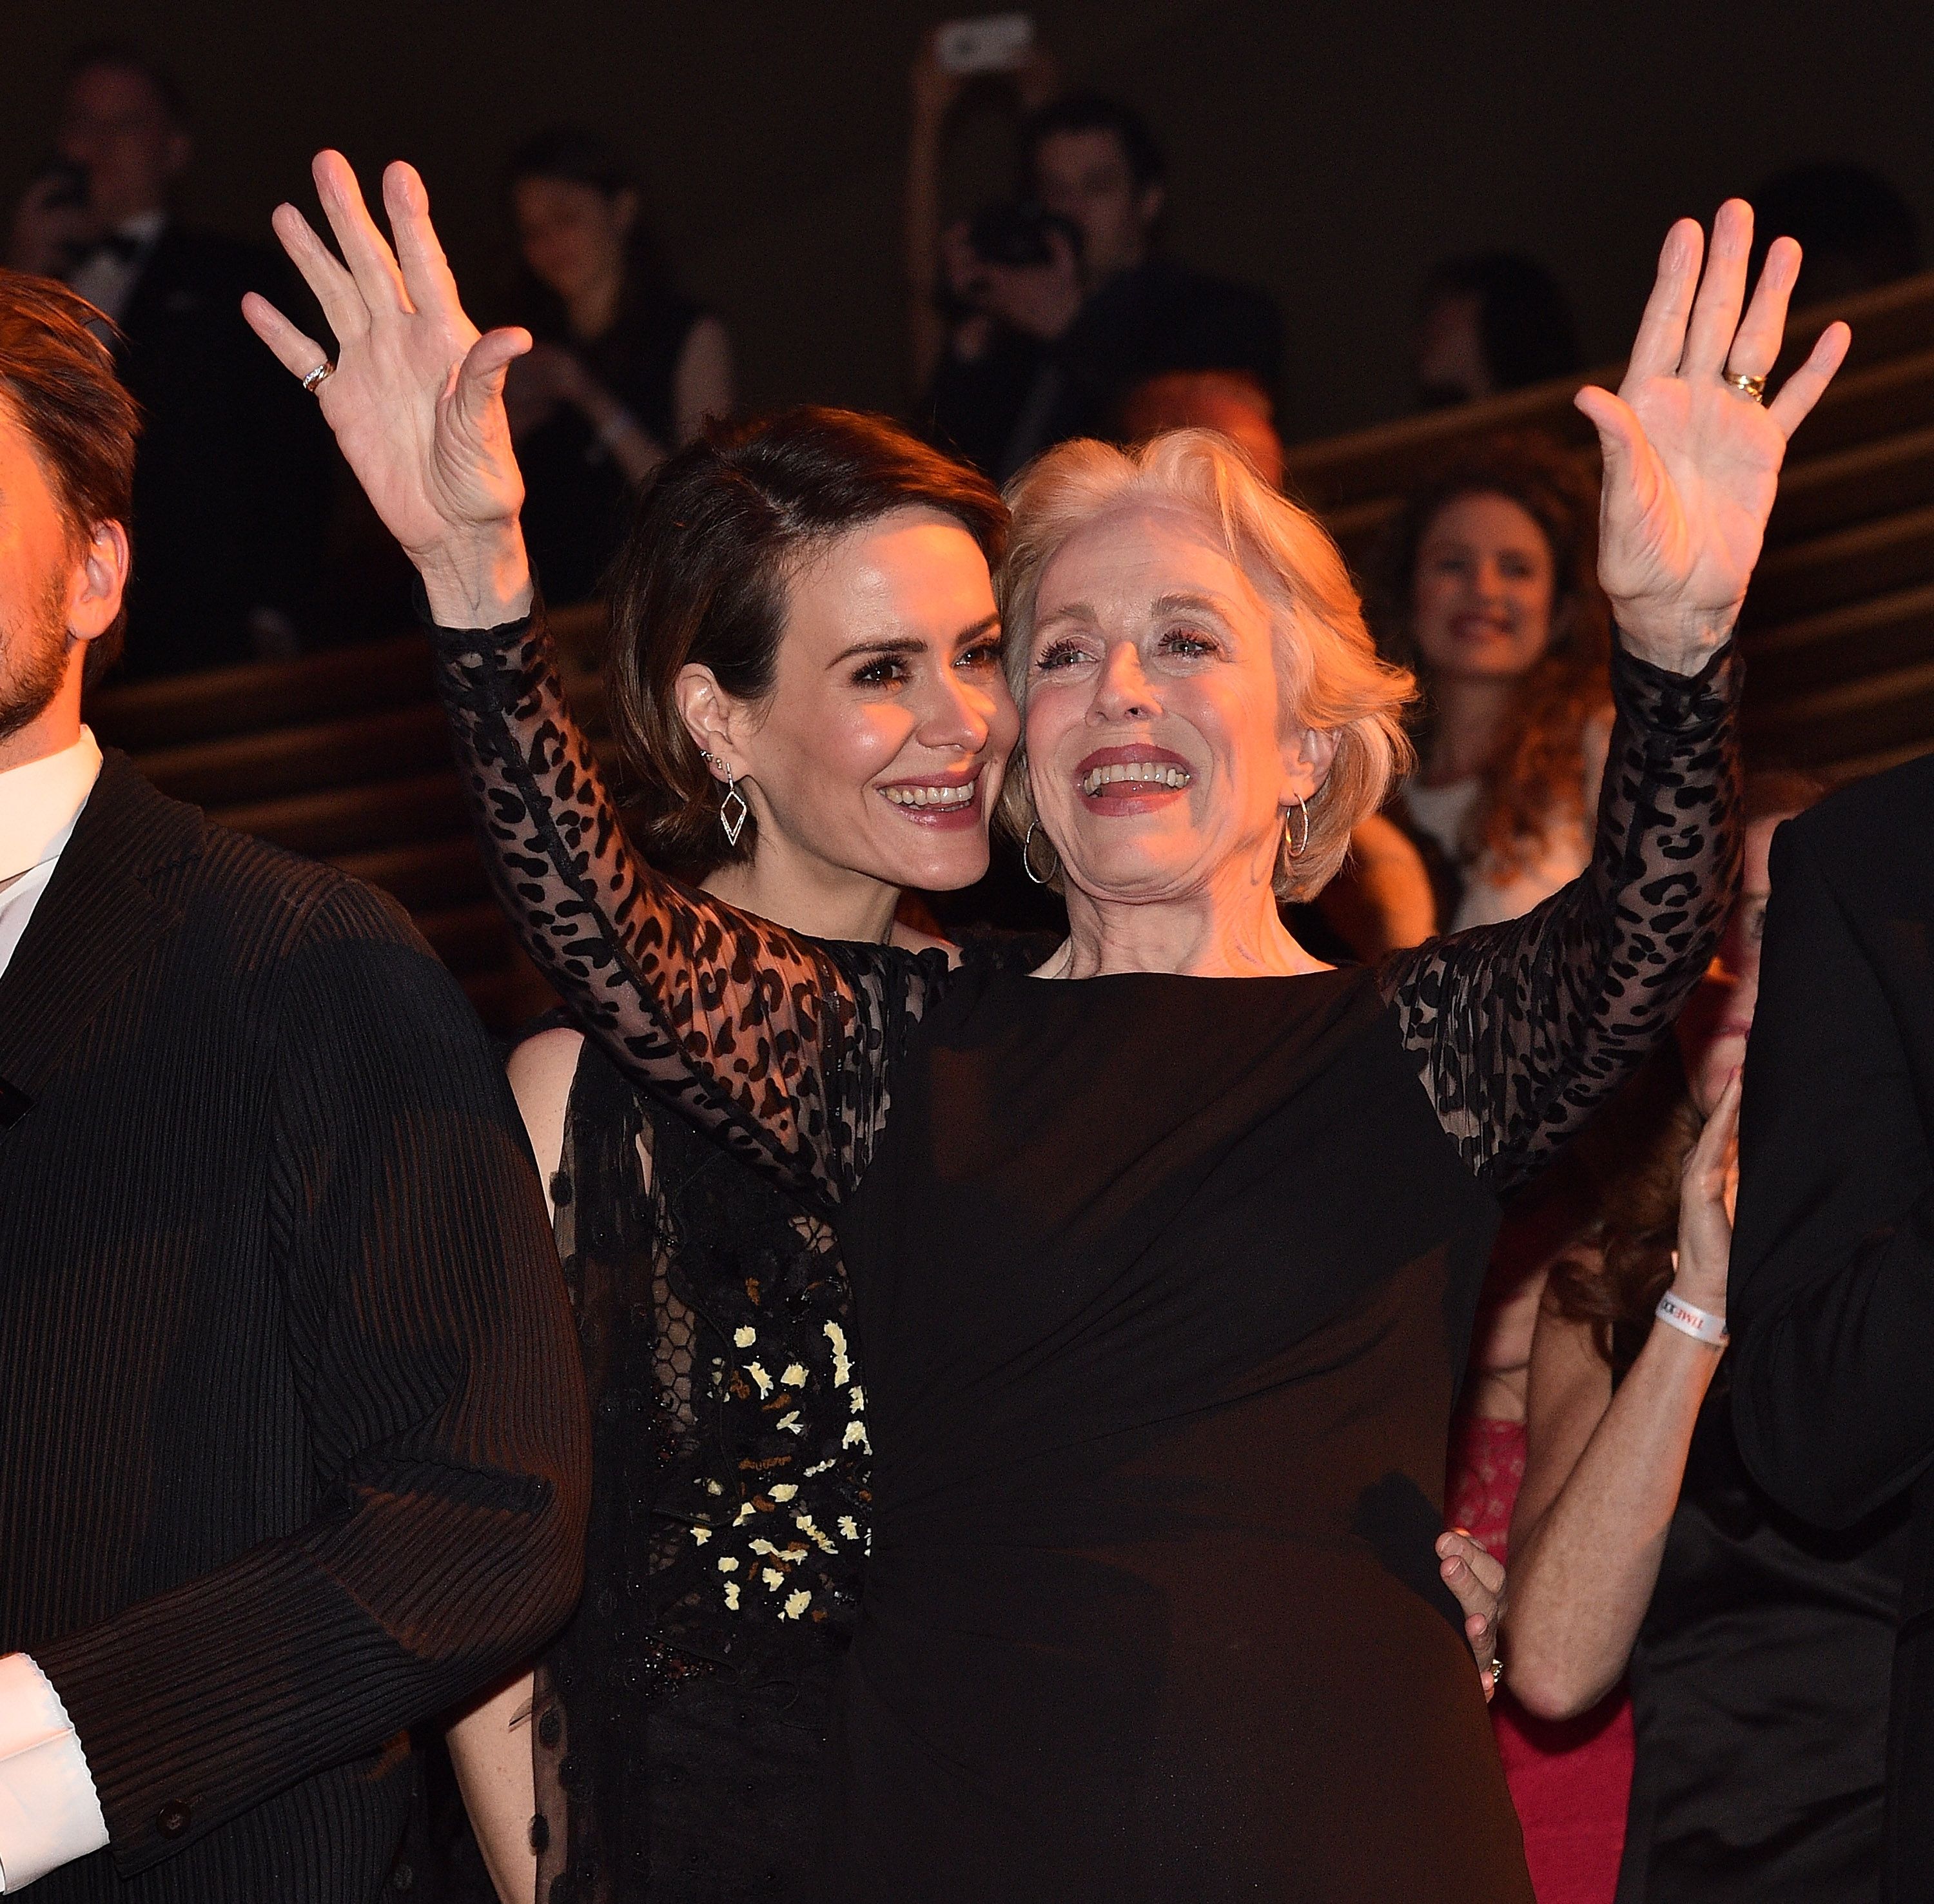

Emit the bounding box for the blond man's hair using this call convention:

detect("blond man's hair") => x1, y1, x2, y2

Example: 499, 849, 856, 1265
995, 429, 1416, 902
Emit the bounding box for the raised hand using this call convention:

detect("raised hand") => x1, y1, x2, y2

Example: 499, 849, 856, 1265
1674, 1068, 1741, 1315
241, 151, 533, 623
1576, 199, 1851, 674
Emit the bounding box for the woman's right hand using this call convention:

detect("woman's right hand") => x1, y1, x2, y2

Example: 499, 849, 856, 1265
910, 30, 968, 131
241, 150, 534, 624
1674, 1068, 1741, 1313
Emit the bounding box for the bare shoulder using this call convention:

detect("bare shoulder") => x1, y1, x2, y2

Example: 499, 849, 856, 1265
507, 1026, 585, 1214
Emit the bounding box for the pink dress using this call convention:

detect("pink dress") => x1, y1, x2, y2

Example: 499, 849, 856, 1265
1447, 1413, 1635, 1904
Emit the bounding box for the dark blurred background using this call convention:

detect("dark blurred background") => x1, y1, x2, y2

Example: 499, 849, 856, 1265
7, 0, 1931, 441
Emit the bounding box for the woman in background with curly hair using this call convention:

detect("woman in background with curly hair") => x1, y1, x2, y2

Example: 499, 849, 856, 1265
1507, 770, 1914, 1903
1378, 431, 1614, 932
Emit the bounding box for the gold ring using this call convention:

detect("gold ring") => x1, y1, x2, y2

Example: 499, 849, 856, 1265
1722, 369, 1768, 403
301, 360, 336, 395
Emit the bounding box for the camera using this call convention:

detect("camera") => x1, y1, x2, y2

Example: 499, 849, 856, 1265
38, 157, 92, 213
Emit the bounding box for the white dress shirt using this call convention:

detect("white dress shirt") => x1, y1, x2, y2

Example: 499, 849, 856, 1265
0, 730, 112, 1889
63, 211, 166, 327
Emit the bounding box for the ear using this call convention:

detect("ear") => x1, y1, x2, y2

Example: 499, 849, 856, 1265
65, 518, 131, 647
1137, 182, 1166, 229
674, 662, 752, 776
1280, 722, 1340, 808
164, 129, 193, 184
612, 188, 640, 237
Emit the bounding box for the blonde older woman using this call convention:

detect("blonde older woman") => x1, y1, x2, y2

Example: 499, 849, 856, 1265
247, 158, 1844, 1900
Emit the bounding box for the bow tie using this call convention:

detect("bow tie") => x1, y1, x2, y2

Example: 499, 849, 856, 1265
86, 231, 148, 266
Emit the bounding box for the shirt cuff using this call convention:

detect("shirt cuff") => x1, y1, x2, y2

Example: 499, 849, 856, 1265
0, 1654, 109, 1890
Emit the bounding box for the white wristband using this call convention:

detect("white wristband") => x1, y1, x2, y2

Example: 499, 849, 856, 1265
1656, 1289, 1728, 1347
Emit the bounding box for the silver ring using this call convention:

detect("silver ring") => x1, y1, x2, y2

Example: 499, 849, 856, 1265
300, 360, 336, 395
1721, 369, 1767, 404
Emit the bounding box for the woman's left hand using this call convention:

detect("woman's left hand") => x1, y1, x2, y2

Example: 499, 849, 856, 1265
1438, 1528, 1507, 1702
1674, 1068, 1742, 1313
1577, 199, 1851, 675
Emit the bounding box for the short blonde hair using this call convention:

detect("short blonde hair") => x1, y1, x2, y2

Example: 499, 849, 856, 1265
996, 429, 1416, 902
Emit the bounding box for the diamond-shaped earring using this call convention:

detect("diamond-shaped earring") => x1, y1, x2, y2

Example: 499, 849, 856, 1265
719, 769, 749, 848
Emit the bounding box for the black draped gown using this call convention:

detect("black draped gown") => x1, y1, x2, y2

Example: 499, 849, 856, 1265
429, 606, 1739, 1899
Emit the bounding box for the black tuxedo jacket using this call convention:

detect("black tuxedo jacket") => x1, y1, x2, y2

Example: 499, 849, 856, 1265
1730, 750, 1934, 1902
0, 752, 589, 1901
114, 225, 333, 676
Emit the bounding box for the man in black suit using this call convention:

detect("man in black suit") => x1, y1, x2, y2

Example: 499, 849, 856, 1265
1730, 752, 1934, 1902
0, 271, 588, 1898
8, 44, 330, 676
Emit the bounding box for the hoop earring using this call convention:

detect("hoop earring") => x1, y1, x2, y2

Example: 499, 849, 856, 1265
1021, 820, 1060, 886
718, 765, 749, 849
1284, 794, 1311, 861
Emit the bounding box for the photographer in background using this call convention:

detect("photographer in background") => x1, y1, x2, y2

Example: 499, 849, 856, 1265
7, 44, 328, 677
906, 24, 1281, 480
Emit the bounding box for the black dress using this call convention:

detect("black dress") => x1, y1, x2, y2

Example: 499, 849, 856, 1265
429, 608, 1739, 1899
1616, 1363, 1908, 1901
514, 293, 704, 605
531, 1041, 868, 1900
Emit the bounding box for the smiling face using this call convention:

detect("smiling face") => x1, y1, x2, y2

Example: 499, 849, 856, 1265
1411, 490, 1559, 685
1675, 815, 1788, 1116
1021, 502, 1333, 908
710, 507, 1016, 895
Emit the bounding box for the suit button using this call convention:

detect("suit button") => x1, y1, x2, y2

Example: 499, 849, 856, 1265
157, 1801, 192, 1838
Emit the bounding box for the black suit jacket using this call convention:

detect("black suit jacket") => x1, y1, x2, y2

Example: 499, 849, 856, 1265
0, 751, 589, 1901
1730, 750, 1934, 1902
115, 226, 333, 676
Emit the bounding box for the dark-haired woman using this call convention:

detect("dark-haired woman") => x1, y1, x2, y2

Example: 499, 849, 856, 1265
502, 129, 732, 605
437, 407, 1026, 1901
1507, 771, 1911, 1902
1380, 431, 1615, 934
251, 161, 1848, 1898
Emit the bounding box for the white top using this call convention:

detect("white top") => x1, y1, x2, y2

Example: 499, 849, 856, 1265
1405, 714, 1612, 931
0, 729, 103, 981
0, 730, 111, 1889
64, 211, 167, 326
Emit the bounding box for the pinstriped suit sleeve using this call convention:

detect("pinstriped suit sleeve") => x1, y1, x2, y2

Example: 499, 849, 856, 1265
30, 879, 591, 1876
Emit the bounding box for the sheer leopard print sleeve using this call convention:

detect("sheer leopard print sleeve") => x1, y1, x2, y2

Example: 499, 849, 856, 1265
428, 605, 941, 1208
1378, 638, 1741, 1193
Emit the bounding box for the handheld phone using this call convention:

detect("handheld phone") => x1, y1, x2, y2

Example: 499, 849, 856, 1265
934, 13, 1036, 75
39, 158, 91, 211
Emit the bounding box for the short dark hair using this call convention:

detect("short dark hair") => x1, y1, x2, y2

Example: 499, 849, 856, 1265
1753, 162, 1920, 293
0, 271, 140, 687
604, 407, 1008, 878
1024, 92, 1166, 194
64, 41, 188, 127
503, 126, 667, 328
1420, 253, 1581, 393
